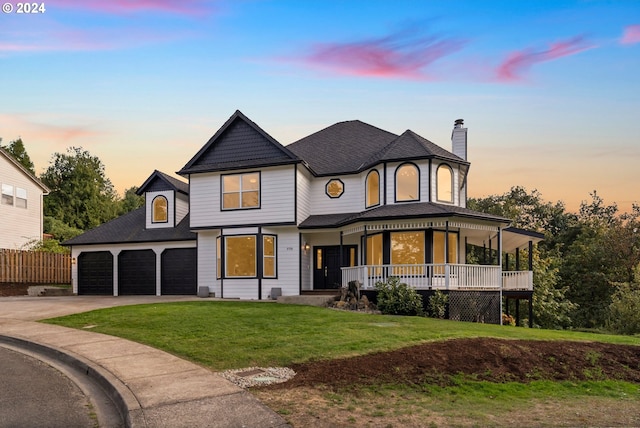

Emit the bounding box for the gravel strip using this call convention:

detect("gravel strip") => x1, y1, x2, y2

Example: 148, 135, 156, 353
220, 367, 296, 388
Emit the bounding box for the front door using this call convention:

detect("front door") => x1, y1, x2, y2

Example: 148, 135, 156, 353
313, 245, 357, 289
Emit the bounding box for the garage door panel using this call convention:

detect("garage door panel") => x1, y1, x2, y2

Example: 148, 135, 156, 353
118, 250, 156, 295
161, 248, 196, 295
78, 251, 113, 295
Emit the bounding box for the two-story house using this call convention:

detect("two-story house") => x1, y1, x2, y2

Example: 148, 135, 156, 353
66, 110, 541, 323
0, 147, 49, 249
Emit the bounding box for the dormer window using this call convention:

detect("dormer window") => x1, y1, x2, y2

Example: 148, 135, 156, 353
152, 195, 168, 223
395, 163, 419, 202
436, 164, 453, 203
366, 170, 380, 208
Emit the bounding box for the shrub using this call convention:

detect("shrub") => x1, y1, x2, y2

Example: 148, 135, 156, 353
374, 277, 424, 316
428, 290, 448, 319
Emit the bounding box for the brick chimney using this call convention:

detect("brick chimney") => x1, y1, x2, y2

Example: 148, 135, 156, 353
451, 118, 467, 161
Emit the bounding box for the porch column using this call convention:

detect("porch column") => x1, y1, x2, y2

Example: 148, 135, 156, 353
445, 221, 450, 289
528, 239, 534, 328
363, 226, 368, 289
497, 227, 502, 325
528, 240, 534, 271
515, 248, 520, 271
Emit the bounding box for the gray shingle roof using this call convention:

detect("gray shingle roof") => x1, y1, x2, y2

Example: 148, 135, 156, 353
137, 170, 189, 195
379, 130, 467, 164
63, 208, 196, 246
178, 110, 299, 175
299, 202, 509, 229
287, 120, 398, 175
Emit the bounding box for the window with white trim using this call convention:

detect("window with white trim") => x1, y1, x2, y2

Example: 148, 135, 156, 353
436, 164, 453, 203
1, 184, 14, 206
15, 187, 27, 209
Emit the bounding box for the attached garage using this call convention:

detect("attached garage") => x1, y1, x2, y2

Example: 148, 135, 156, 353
78, 251, 113, 295
118, 250, 156, 295
161, 248, 197, 295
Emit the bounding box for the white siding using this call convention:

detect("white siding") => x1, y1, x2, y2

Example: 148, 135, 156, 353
197, 230, 220, 297
0, 154, 45, 249
176, 193, 189, 224
145, 190, 175, 228
190, 165, 296, 228
263, 226, 300, 297
70, 240, 196, 295
296, 166, 312, 224
309, 174, 364, 215
222, 279, 259, 299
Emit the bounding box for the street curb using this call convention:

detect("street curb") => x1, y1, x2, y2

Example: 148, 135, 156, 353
0, 334, 142, 428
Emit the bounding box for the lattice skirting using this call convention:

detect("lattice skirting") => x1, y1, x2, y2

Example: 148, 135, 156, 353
447, 291, 501, 324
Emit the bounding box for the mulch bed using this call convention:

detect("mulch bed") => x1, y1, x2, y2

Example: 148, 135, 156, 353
259, 338, 640, 390
0, 283, 30, 296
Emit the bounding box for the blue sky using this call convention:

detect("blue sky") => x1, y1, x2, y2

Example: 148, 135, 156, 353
1, 0, 639, 212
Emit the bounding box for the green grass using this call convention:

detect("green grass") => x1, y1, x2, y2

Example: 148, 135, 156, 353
42, 301, 640, 371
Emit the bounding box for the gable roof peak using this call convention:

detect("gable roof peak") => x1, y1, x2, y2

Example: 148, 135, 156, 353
178, 110, 299, 175
137, 170, 189, 195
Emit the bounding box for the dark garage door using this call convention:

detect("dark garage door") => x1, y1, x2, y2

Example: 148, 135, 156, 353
118, 250, 156, 295
78, 251, 113, 295
161, 248, 197, 295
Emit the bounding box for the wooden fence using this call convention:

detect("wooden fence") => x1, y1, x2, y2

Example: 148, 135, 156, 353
0, 249, 71, 284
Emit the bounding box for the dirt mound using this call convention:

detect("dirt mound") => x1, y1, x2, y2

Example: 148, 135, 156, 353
261, 338, 640, 391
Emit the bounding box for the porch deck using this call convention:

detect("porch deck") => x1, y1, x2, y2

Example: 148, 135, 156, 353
342, 264, 533, 291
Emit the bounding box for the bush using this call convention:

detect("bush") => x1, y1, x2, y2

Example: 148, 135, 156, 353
607, 282, 640, 335
428, 290, 448, 319
374, 277, 424, 316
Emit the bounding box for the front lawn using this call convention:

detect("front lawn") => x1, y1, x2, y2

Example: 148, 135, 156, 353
43, 301, 640, 370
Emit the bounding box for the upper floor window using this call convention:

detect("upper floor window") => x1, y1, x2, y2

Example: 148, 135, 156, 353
325, 179, 344, 198
1, 184, 14, 206
395, 163, 419, 202
222, 172, 260, 210
366, 170, 380, 208
436, 164, 453, 203
15, 187, 27, 209
152, 195, 168, 223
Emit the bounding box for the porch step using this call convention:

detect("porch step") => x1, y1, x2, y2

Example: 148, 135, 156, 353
277, 295, 338, 307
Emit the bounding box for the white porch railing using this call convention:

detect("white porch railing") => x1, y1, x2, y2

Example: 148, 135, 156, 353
342, 264, 533, 291
502, 271, 534, 291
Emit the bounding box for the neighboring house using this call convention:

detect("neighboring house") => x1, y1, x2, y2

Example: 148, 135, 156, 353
66, 111, 542, 323
0, 147, 49, 249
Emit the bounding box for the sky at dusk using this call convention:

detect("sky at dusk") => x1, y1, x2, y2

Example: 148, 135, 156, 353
1, 0, 639, 213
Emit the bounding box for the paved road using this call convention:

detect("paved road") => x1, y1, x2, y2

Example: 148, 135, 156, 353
0, 346, 96, 428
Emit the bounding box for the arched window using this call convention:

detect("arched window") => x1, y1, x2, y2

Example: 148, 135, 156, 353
395, 163, 419, 202
365, 170, 380, 208
152, 196, 168, 223
436, 164, 453, 203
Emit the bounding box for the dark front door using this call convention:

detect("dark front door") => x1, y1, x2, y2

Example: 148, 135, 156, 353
313, 245, 357, 289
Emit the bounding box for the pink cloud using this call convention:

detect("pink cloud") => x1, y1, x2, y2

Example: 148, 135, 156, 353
48, 0, 213, 16
496, 36, 594, 82
620, 25, 640, 45
295, 30, 465, 80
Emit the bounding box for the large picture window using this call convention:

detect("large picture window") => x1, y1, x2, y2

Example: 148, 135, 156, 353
263, 235, 277, 278
436, 164, 454, 203
222, 172, 260, 210
366, 170, 380, 208
433, 231, 458, 265
395, 163, 419, 202
366, 234, 383, 276
225, 236, 257, 277
152, 195, 168, 223
391, 231, 425, 275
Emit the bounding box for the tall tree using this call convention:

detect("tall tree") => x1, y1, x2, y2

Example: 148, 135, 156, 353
118, 186, 144, 215
40, 147, 118, 231
1, 138, 35, 174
